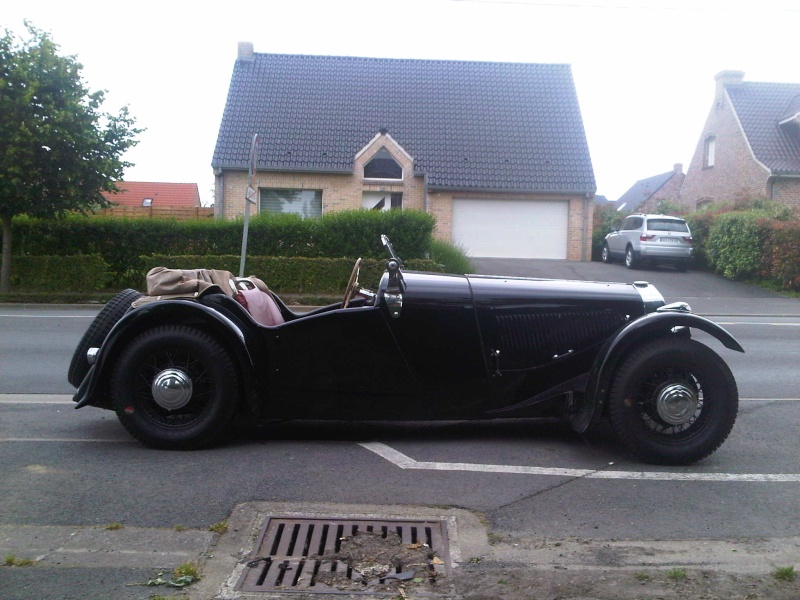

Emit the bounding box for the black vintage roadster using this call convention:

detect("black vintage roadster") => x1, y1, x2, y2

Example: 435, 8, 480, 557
69, 236, 742, 465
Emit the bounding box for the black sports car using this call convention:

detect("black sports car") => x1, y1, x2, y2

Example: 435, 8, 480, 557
69, 236, 742, 465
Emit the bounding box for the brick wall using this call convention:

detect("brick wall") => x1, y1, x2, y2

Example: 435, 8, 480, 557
220, 138, 426, 219
771, 178, 800, 211
680, 94, 770, 209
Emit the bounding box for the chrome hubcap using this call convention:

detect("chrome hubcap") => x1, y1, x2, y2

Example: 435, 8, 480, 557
656, 383, 698, 425
151, 368, 193, 410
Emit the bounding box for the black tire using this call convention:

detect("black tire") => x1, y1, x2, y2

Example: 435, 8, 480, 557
68, 288, 143, 387
624, 246, 637, 269
607, 338, 738, 465
601, 243, 613, 264
111, 325, 239, 450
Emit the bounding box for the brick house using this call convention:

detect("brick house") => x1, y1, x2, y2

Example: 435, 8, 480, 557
680, 71, 800, 211
211, 44, 596, 260
615, 164, 685, 213
101, 182, 201, 208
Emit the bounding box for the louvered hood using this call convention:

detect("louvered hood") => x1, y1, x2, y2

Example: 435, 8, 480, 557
467, 275, 662, 371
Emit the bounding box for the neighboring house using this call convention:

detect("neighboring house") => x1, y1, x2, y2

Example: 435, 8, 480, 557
211, 44, 597, 260
615, 164, 685, 213
101, 182, 202, 208
681, 71, 800, 211
593, 195, 610, 206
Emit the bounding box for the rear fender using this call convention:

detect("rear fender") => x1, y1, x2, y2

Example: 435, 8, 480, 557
74, 300, 257, 411
576, 311, 743, 432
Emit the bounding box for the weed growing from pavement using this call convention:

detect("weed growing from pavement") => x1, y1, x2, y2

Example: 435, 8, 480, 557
173, 561, 201, 580
104, 522, 124, 530
173, 525, 187, 531
146, 561, 202, 589
209, 520, 228, 534
772, 566, 796, 581
4, 554, 36, 567
667, 568, 687, 580
635, 572, 652, 581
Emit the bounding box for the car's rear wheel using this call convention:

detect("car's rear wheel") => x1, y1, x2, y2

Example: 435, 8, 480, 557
111, 325, 239, 450
607, 338, 738, 465
601, 243, 612, 264
624, 246, 637, 269
68, 288, 143, 387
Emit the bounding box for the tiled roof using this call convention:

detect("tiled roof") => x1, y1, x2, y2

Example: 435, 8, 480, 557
101, 182, 201, 207
213, 53, 596, 193
615, 170, 675, 210
726, 81, 800, 174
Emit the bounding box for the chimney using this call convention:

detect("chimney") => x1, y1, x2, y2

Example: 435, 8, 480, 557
238, 41, 254, 61
714, 70, 744, 103
673, 163, 683, 175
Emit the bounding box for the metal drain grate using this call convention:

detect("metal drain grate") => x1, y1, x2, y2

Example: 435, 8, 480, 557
237, 517, 451, 595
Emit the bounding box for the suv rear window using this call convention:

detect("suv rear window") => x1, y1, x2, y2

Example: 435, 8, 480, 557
647, 219, 689, 233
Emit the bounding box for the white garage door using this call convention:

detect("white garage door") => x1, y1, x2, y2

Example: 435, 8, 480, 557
452, 198, 569, 258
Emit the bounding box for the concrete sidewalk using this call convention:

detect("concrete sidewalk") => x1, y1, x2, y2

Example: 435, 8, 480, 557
5, 502, 798, 599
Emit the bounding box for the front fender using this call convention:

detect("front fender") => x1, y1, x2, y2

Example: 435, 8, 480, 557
577, 311, 743, 432
73, 300, 257, 410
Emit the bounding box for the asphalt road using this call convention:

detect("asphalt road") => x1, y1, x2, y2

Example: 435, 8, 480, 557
1, 261, 799, 599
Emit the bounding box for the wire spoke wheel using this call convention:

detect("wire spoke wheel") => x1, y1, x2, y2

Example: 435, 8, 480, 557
608, 338, 738, 465
112, 325, 238, 449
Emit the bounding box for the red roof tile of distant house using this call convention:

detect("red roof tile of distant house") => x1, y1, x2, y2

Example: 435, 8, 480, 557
101, 182, 201, 207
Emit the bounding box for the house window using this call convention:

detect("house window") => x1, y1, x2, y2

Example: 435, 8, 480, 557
704, 136, 716, 168
362, 191, 402, 211
142, 198, 153, 207
260, 189, 322, 218
364, 148, 402, 180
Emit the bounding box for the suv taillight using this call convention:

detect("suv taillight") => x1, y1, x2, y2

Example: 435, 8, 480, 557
640, 234, 655, 241
683, 236, 694, 245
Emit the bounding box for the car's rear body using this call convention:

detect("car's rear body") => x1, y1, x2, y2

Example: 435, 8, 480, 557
605, 214, 693, 269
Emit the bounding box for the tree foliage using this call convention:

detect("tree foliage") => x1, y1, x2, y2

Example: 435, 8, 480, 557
0, 23, 141, 291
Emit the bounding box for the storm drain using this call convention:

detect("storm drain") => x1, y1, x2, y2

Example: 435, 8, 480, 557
236, 517, 452, 595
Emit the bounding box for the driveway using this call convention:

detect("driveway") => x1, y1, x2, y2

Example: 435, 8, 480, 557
470, 258, 800, 316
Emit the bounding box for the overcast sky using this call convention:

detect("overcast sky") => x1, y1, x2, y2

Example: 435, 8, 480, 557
4, 0, 799, 205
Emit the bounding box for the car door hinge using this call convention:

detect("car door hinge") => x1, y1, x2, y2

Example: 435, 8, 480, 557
490, 349, 501, 377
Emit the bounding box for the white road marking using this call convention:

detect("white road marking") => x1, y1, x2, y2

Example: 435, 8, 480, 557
0, 394, 74, 404
0, 314, 96, 318
715, 321, 800, 326
1, 395, 798, 406
0, 437, 129, 443
359, 442, 800, 483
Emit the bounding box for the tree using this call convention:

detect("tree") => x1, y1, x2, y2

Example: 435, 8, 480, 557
0, 23, 141, 292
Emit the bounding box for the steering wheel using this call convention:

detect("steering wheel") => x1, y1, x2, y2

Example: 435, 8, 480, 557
342, 258, 362, 308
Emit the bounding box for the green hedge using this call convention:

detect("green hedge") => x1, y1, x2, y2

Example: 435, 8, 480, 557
687, 204, 800, 290
10, 255, 109, 292
705, 212, 771, 279
139, 255, 443, 294
764, 220, 800, 290
6, 209, 436, 287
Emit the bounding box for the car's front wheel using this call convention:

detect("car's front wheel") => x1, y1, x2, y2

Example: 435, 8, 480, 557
111, 325, 239, 450
601, 243, 612, 264
607, 338, 738, 465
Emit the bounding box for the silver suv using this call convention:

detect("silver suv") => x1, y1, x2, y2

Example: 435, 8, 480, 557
602, 214, 693, 271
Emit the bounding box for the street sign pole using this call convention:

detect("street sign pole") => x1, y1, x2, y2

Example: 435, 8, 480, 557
239, 133, 259, 277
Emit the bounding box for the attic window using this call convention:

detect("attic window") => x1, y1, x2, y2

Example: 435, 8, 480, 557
364, 148, 402, 180
704, 136, 716, 168
142, 198, 153, 207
